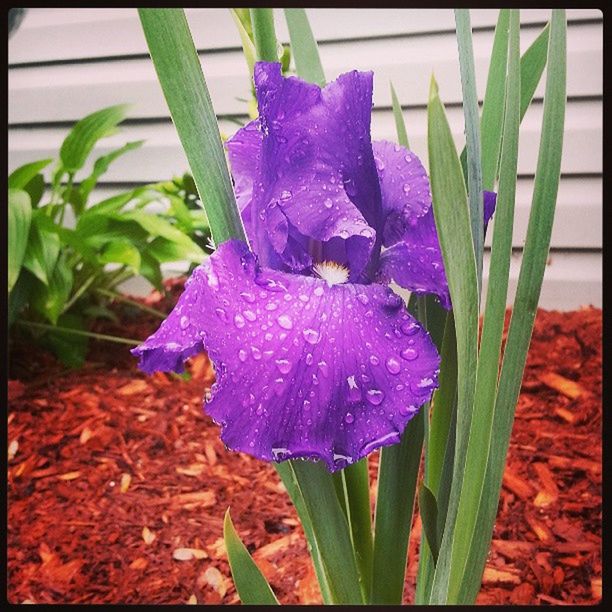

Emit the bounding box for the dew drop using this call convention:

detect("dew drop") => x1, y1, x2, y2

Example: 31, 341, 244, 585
255, 404, 264, 416
275, 359, 291, 374
323, 197, 333, 209
240, 291, 256, 303
234, 313, 245, 329
265, 302, 278, 311
238, 349, 248, 362
305, 353, 314, 365
215, 307, 227, 321
179, 315, 189, 330
299, 294, 309, 303
369, 355, 380, 366
251, 346, 262, 360
386, 357, 401, 374
280, 189, 292, 201
314, 286, 324, 297
366, 389, 385, 406
243, 309, 257, 322
400, 404, 416, 416
357, 293, 369, 305
318, 360, 329, 378
302, 328, 320, 344
345, 412, 355, 424
401, 321, 419, 336
346, 375, 361, 403
277, 314, 293, 330
401, 347, 419, 361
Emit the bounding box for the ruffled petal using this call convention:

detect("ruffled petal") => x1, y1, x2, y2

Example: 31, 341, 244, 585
372, 141, 432, 246
133, 240, 440, 472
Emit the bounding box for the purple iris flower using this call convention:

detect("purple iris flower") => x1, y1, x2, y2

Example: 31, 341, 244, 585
133, 62, 496, 471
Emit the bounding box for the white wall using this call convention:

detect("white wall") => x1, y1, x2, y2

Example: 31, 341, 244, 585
8, 9, 602, 309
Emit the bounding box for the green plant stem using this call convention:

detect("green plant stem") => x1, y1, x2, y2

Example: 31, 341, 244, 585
250, 9, 278, 63
17, 320, 141, 345
95, 288, 167, 319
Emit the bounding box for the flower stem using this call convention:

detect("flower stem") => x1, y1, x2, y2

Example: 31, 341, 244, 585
17, 320, 141, 346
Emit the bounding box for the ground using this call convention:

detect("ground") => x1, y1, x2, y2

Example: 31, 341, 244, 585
7, 284, 601, 605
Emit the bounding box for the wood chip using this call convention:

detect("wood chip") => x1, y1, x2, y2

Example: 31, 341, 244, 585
120, 473, 132, 493
502, 469, 534, 500
117, 380, 149, 396
532, 462, 559, 507
253, 533, 300, 559
8, 439, 19, 461
129, 557, 148, 570
172, 547, 208, 561
57, 471, 81, 481
482, 567, 521, 585
554, 407, 577, 424
142, 526, 156, 545
591, 577, 602, 600
538, 371, 585, 399
201, 566, 230, 598
525, 515, 555, 544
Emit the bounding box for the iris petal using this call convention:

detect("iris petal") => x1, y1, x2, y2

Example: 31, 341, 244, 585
378, 190, 498, 309
133, 240, 440, 471
372, 140, 432, 246
226, 62, 379, 279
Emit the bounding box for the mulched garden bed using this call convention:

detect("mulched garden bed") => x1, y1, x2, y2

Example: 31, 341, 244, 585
7, 282, 601, 605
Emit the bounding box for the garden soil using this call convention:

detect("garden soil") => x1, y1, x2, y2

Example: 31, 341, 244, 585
8, 282, 602, 605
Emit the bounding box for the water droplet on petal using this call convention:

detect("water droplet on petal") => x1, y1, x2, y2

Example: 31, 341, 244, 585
240, 291, 256, 303
401, 321, 419, 336
179, 315, 189, 330
323, 197, 333, 209
277, 314, 293, 330
238, 349, 248, 362
251, 346, 262, 360
234, 313, 245, 329
366, 389, 385, 406
386, 357, 401, 374
215, 307, 227, 321
369, 355, 380, 366
266, 302, 278, 311
346, 375, 361, 402
400, 404, 416, 416
303, 328, 320, 344
305, 353, 314, 365
303, 399, 311, 410
243, 309, 257, 322
345, 412, 355, 424
401, 347, 419, 361
318, 360, 329, 378
275, 359, 291, 374
314, 286, 324, 297
280, 189, 292, 201
357, 293, 369, 305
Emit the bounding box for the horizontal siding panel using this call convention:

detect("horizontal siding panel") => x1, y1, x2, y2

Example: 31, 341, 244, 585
8, 22, 602, 124
9, 8, 602, 65
27, 172, 603, 252
116, 251, 602, 311
8, 100, 602, 180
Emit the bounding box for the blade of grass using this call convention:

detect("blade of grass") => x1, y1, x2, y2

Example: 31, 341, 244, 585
455, 10, 484, 293
370, 409, 424, 604
224, 509, 279, 604
438, 10, 521, 602
284, 8, 325, 87
230, 9, 256, 82
459, 19, 550, 186
274, 463, 333, 604
250, 8, 278, 63
288, 460, 364, 604
480, 10, 510, 191
390, 82, 409, 149
334, 460, 373, 601
426, 75, 479, 604
138, 9, 245, 245
457, 10, 566, 603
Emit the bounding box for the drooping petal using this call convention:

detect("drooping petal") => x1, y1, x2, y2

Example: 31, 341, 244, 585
377, 190, 498, 310
372, 140, 432, 246
133, 240, 440, 471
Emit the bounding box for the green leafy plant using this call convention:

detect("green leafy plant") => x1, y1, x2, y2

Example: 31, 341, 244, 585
8, 105, 209, 367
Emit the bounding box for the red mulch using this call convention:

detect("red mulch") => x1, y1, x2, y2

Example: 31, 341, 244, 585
7, 285, 601, 605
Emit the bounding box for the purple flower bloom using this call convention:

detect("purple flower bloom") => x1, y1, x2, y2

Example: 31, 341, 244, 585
133, 62, 495, 471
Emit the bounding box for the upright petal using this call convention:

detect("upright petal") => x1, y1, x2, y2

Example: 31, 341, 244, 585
133, 240, 440, 471
229, 62, 381, 279
377, 190, 498, 310
372, 141, 432, 246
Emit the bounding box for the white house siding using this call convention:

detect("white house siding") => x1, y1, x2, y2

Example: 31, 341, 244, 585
8, 8, 602, 309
